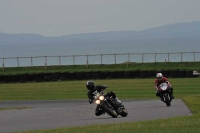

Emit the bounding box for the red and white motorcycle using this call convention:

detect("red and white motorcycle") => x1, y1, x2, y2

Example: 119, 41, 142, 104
158, 82, 173, 106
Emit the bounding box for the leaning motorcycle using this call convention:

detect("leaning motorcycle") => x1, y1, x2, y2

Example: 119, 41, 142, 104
93, 89, 128, 118
158, 82, 173, 106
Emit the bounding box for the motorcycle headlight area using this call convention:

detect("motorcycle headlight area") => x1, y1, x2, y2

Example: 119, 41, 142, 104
99, 96, 105, 101
95, 96, 105, 104
96, 100, 101, 104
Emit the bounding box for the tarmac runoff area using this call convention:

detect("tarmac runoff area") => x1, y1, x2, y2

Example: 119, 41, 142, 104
0, 99, 192, 133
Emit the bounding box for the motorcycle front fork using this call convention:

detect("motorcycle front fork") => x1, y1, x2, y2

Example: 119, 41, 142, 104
161, 94, 171, 101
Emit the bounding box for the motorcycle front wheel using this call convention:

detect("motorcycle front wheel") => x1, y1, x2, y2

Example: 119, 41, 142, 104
164, 94, 171, 106
102, 104, 118, 118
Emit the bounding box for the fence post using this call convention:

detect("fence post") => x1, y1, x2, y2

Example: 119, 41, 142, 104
2, 63, 4, 71
17, 57, 19, 67
127, 53, 130, 67
142, 53, 144, 63
181, 52, 182, 62
101, 54, 102, 65
168, 53, 170, 62
73, 55, 75, 65
155, 53, 156, 63
2, 58, 4, 71
45, 56, 47, 70
31, 57, 33, 67
128, 53, 130, 62
86, 55, 88, 67
194, 52, 196, 62
59, 55, 61, 66
114, 54, 116, 64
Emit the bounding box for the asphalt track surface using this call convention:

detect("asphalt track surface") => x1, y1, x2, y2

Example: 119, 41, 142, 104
0, 99, 192, 133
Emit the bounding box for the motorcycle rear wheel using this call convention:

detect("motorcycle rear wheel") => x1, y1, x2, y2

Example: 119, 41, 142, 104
120, 108, 128, 117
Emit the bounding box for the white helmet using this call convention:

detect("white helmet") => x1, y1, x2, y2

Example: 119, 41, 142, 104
156, 73, 163, 81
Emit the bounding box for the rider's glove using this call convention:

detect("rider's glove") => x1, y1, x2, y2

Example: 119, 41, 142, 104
89, 99, 93, 104
155, 86, 158, 91
166, 81, 170, 85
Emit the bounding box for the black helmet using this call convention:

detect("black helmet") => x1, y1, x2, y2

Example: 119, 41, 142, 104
86, 80, 95, 91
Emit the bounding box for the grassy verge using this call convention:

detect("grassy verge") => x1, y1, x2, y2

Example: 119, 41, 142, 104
16, 113, 199, 133
1, 62, 200, 75
1, 78, 199, 100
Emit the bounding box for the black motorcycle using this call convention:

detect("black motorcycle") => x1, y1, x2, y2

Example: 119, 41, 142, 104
93, 89, 128, 118
158, 82, 173, 106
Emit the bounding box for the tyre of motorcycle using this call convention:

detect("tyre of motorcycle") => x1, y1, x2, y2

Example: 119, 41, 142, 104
120, 107, 128, 117
102, 102, 118, 118
107, 98, 122, 115
163, 93, 171, 106
95, 105, 104, 116
109, 99, 128, 117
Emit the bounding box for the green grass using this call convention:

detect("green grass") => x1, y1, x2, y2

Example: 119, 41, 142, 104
1, 62, 200, 75
15, 114, 200, 133
1, 78, 199, 133
1, 78, 199, 100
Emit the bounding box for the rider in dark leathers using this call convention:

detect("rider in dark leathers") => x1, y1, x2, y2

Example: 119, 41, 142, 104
86, 80, 123, 116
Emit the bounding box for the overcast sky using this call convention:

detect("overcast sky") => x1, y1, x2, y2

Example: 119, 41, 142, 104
0, 0, 200, 36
